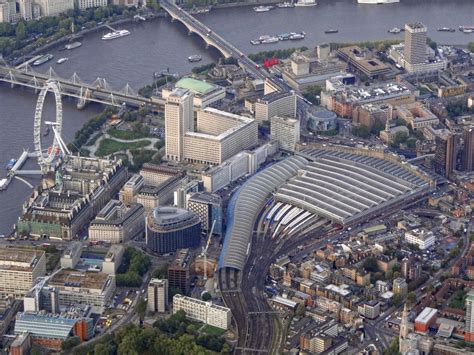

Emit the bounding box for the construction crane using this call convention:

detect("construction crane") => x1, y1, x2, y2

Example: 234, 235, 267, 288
202, 220, 216, 281
28, 267, 63, 310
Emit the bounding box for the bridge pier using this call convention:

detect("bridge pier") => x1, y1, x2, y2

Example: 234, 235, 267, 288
77, 87, 92, 110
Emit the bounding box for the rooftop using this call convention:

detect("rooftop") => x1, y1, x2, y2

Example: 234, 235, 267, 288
276, 148, 430, 224
49, 269, 111, 291
415, 307, 437, 324
176, 78, 217, 95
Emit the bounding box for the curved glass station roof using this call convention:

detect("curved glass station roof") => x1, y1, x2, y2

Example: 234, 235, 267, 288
218, 156, 308, 271
276, 149, 431, 224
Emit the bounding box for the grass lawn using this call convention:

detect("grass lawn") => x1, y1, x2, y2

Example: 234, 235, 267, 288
108, 129, 149, 140
201, 325, 226, 336
96, 139, 150, 157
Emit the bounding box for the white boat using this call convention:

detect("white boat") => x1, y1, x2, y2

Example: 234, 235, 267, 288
101, 29, 130, 41
250, 39, 261, 45
261, 36, 279, 44
388, 27, 401, 34
253, 5, 273, 12
277, 2, 294, 8
33, 54, 53, 66
289, 31, 306, 40
188, 54, 202, 62
57, 57, 68, 64
460, 26, 474, 33
295, 0, 317, 7
65, 41, 82, 50
358, 0, 399, 3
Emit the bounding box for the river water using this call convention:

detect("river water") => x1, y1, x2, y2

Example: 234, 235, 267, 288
1, 0, 473, 233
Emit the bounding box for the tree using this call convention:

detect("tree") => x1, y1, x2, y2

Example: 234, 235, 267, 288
94, 342, 115, 355
363, 257, 378, 273
169, 287, 181, 301
395, 118, 407, 127
296, 303, 306, 317
352, 125, 370, 139
202, 292, 212, 302
407, 292, 416, 304
15, 21, 27, 40
153, 263, 169, 279
469, 42, 474, 53
371, 117, 385, 135
392, 131, 408, 147
383, 337, 399, 355
61, 336, 81, 350
137, 299, 147, 321
392, 293, 403, 307
427, 37, 437, 50
303, 85, 322, 104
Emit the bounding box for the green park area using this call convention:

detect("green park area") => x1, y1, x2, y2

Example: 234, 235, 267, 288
96, 139, 150, 157
107, 128, 150, 140
201, 325, 226, 336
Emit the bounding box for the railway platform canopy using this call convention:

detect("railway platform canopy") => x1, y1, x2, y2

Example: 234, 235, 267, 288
218, 156, 308, 271
274, 148, 433, 225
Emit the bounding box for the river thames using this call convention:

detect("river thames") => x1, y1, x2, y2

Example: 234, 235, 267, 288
1, 0, 473, 233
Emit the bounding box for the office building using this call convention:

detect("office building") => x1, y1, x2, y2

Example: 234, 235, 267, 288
174, 179, 201, 208
322, 82, 415, 119
119, 174, 144, 205
254, 91, 297, 123
139, 164, 184, 187
146, 207, 201, 254
393, 277, 408, 296
14, 312, 93, 351
168, 249, 191, 295
414, 307, 437, 333
357, 300, 380, 320
307, 108, 338, 133
112, 0, 138, 7
36, 0, 73, 16
75, 0, 107, 10
270, 115, 300, 151
9, 332, 31, 355
0, 0, 35, 23
353, 104, 392, 131
465, 289, 474, 342
282, 49, 347, 90
396, 102, 439, 130
462, 126, 474, 172
187, 192, 223, 236
183, 108, 258, 165
137, 174, 188, 212
165, 88, 194, 162
17, 156, 127, 240
162, 77, 226, 109
405, 23, 427, 68
88, 201, 145, 243
102, 245, 125, 275
404, 229, 435, 250
435, 130, 458, 178
60, 242, 82, 269
24, 286, 60, 313
201, 141, 278, 193
173, 294, 231, 330
0, 248, 46, 299
147, 279, 168, 313
0, 2, 11, 23
336, 46, 391, 79
48, 270, 115, 311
